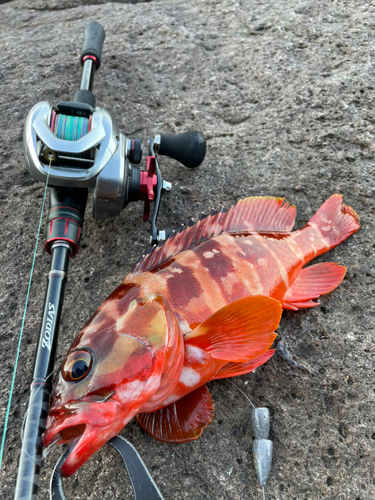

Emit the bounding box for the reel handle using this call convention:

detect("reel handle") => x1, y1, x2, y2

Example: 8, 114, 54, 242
157, 131, 206, 168
80, 21, 106, 69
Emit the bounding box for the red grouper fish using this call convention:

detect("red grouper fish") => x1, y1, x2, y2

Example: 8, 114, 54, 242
43, 194, 360, 476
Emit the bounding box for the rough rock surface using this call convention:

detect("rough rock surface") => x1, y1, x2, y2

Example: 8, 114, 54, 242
0, 0, 374, 499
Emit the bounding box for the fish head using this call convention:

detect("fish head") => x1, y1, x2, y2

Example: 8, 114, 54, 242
43, 292, 181, 476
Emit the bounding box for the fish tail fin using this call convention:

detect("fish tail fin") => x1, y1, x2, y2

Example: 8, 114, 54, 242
307, 194, 360, 249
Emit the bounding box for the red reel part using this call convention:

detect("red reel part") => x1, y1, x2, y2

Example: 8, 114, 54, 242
139, 156, 158, 221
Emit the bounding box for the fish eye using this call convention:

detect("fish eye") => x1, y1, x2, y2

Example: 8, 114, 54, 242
62, 350, 93, 382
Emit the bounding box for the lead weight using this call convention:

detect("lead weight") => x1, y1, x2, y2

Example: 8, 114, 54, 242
250, 407, 270, 439
252, 438, 273, 487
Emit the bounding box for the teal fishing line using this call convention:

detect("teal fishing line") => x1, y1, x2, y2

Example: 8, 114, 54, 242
0, 164, 51, 474
53, 113, 89, 141
51, 113, 90, 161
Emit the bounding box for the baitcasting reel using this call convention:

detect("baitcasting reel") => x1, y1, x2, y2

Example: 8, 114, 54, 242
24, 21, 206, 245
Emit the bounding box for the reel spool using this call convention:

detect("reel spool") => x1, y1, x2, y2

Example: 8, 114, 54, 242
48, 110, 93, 163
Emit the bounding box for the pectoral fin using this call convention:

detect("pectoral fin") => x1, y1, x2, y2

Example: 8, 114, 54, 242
284, 263, 346, 310
136, 385, 214, 443
185, 296, 281, 362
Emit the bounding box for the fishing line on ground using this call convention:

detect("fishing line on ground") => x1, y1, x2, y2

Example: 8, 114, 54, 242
0, 161, 51, 474
227, 379, 255, 408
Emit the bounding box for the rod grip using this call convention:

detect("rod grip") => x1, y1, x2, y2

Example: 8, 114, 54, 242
80, 21, 106, 69
158, 131, 206, 168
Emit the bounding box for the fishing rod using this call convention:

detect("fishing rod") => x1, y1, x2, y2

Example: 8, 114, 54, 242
12, 21, 206, 499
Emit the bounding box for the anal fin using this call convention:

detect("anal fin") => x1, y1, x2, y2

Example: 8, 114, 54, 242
284, 263, 346, 310
185, 296, 281, 362
136, 385, 214, 443
214, 349, 275, 380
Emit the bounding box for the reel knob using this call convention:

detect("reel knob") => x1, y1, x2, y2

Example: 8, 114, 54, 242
155, 131, 206, 168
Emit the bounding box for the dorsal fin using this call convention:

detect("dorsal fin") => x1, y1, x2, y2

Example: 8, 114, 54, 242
127, 197, 296, 279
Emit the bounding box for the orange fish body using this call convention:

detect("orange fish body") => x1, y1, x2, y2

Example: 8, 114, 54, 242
43, 195, 360, 476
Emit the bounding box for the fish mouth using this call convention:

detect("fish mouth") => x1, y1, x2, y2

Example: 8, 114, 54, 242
43, 422, 95, 477
42, 401, 123, 477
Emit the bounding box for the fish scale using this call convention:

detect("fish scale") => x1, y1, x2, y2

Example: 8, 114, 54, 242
42, 194, 360, 477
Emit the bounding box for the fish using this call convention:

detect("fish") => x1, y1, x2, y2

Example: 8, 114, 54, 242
42, 194, 360, 477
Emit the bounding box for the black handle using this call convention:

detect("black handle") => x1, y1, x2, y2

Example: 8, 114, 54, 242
158, 131, 206, 168
80, 21, 106, 69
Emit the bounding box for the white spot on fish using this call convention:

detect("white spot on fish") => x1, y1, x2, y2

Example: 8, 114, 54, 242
258, 240, 289, 288
213, 249, 220, 254
129, 300, 137, 311
309, 222, 330, 247
186, 344, 206, 364
117, 380, 144, 403
144, 374, 161, 393
221, 273, 237, 294
287, 239, 304, 259
322, 225, 331, 231
179, 367, 201, 387
257, 258, 267, 266
171, 267, 183, 274
203, 251, 214, 259
102, 300, 120, 318
244, 267, 264, 294
180, 319, 191, 334
190, 259, 204, 270
163, 273, 174, 280
160, 393, 179, 407
115, 316, 122, 333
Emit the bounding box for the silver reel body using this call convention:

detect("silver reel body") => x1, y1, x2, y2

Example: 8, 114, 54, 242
24, 101, 131, 219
